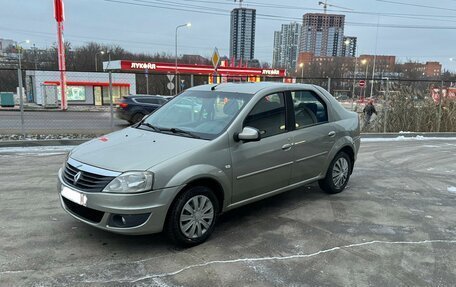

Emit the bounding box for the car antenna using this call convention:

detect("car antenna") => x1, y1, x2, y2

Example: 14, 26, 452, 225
211, 83, 220, 91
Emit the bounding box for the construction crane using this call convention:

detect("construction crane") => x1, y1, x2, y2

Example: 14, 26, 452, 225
318, 0, 353, 13
234, 0, 244, 8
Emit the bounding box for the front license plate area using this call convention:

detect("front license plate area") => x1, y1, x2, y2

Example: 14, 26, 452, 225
61, 186, 88, 207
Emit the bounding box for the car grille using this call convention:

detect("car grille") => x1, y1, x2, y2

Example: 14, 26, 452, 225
62, 162, 115, 192
62, 197, 104, 223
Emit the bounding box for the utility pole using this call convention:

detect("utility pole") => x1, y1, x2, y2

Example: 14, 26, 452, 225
437, 80, 443, 132
16, 40, 29, 138
370, 16, 380, 99
33, 44, 38, 70
383, 77, 389, 133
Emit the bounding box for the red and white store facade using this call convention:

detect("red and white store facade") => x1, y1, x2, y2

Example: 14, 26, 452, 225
104, 60, 287, 83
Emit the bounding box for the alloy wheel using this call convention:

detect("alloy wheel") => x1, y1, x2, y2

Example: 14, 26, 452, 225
332, 157, 349, 189
179, 195, 214, 239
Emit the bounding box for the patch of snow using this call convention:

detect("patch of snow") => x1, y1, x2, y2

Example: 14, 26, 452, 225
448, 186, 456, 193
399, 131, 413, 134
362, 136, 456, 142
0, 146, 75, 155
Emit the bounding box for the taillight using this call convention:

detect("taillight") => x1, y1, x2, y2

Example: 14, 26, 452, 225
119, 103, 128, 108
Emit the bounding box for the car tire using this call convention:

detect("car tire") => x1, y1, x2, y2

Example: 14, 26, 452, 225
131, 112, 145, 124
319, 152, 351, 194
165, 186, 219, 247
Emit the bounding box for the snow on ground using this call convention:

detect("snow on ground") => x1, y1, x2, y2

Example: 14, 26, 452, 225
0, 146, 75, 155
362, 136, 456, 142
448, 186, 456, 194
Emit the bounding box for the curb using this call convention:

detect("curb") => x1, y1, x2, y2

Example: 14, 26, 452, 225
1, 132, 455, 147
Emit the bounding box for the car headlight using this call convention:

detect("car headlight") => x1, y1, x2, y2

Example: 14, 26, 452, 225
103, 171, 154, 193
62, 152, 71, 168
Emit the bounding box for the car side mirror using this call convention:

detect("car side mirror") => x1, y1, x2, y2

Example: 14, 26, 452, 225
234, 126, 261, 142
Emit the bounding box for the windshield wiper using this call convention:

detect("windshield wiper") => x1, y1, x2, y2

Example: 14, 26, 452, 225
138, 122, 161, 132
161, 127, 202, 139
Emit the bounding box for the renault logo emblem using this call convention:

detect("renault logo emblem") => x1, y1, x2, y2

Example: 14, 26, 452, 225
74, 171, 82, 184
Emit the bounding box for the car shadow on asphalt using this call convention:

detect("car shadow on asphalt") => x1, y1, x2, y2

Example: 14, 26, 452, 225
217, 183, 326, 229
68, 183, 328, 252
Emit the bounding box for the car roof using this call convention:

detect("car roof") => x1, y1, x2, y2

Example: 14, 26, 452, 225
129, 94, 165, 99
187, 82, 317, 94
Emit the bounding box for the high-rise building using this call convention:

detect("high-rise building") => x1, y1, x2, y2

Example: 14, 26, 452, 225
299, 13, 345, 57
272, 31, 281, 68
230, 8, 256, 62
272, 22, 301, 71
342, 36, 357, 57
0, 38, 15, 53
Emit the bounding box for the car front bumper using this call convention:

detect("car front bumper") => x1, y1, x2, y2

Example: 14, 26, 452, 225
57, 168, 182, 235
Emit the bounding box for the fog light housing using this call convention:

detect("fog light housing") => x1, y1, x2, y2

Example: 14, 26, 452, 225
108, 213, 150, 228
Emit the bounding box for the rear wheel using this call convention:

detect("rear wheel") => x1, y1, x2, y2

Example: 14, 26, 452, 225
165, 186, 219, 247
319, 152, 351, 194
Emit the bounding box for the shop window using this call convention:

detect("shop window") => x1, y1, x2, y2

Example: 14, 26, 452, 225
57, 86, 86, 102
102, 86, 123, 104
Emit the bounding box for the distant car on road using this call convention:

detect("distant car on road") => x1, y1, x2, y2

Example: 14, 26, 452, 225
116, 95, 168, 124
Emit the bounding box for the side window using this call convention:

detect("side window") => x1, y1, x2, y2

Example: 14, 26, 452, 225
136, 98, 160, 104
244, 93, 287, 138
291, 90, 328, 129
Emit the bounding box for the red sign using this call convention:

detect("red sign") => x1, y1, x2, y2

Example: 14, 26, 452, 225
359, 80, 366, 88
54, 0, 65, 22
431, 87, 456, 104
115, 60, 286, 77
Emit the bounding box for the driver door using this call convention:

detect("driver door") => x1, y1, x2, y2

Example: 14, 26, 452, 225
230, 92, 294, 203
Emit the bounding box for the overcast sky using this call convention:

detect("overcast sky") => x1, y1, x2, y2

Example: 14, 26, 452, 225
1, 0, 455, 71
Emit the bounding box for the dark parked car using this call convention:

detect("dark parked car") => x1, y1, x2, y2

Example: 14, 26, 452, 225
116, 95, 168, 124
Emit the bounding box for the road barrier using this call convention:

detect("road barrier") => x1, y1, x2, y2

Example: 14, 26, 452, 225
0, 68, 454, 137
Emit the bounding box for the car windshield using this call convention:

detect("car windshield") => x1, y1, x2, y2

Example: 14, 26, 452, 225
139, 90, 251, 140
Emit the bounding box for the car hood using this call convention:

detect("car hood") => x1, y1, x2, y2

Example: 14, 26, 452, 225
70, 127, 208, 172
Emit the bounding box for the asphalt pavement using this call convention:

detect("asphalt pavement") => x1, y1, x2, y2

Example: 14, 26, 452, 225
0, 140, 456, 286
0, 111, 128, 134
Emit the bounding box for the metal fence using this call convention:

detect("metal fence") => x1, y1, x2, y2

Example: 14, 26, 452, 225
0, 68, 454, 138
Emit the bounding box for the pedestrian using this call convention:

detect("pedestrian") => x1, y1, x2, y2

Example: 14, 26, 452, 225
363, 99, 377, 126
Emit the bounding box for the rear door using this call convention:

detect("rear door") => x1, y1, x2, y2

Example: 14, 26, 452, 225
288, 90, 335, 183
230, 92, 294, 203
135, 97, 161, 113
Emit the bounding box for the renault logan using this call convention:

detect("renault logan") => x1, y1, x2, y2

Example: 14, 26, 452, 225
58, 82, 360, 246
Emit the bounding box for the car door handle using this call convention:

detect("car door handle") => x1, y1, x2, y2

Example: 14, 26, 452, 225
328, 131, 336, 137
282, 143, 292, 151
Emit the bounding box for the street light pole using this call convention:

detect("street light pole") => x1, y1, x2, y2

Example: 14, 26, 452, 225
95, 51, 105, 72
175, 23, 191, 96
364, 62, 369, 99
16, 40, 29, 138
351, 54, 358, 110
299, 63, 304, 83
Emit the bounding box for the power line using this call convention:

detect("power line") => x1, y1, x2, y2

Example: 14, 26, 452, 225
102, 0, 456, 29
166, 0, 456, 19
376, 0, 456, 12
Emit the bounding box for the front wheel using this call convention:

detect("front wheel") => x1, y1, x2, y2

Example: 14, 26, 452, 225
319, 152, 351, 194
165, 186, 219, 247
